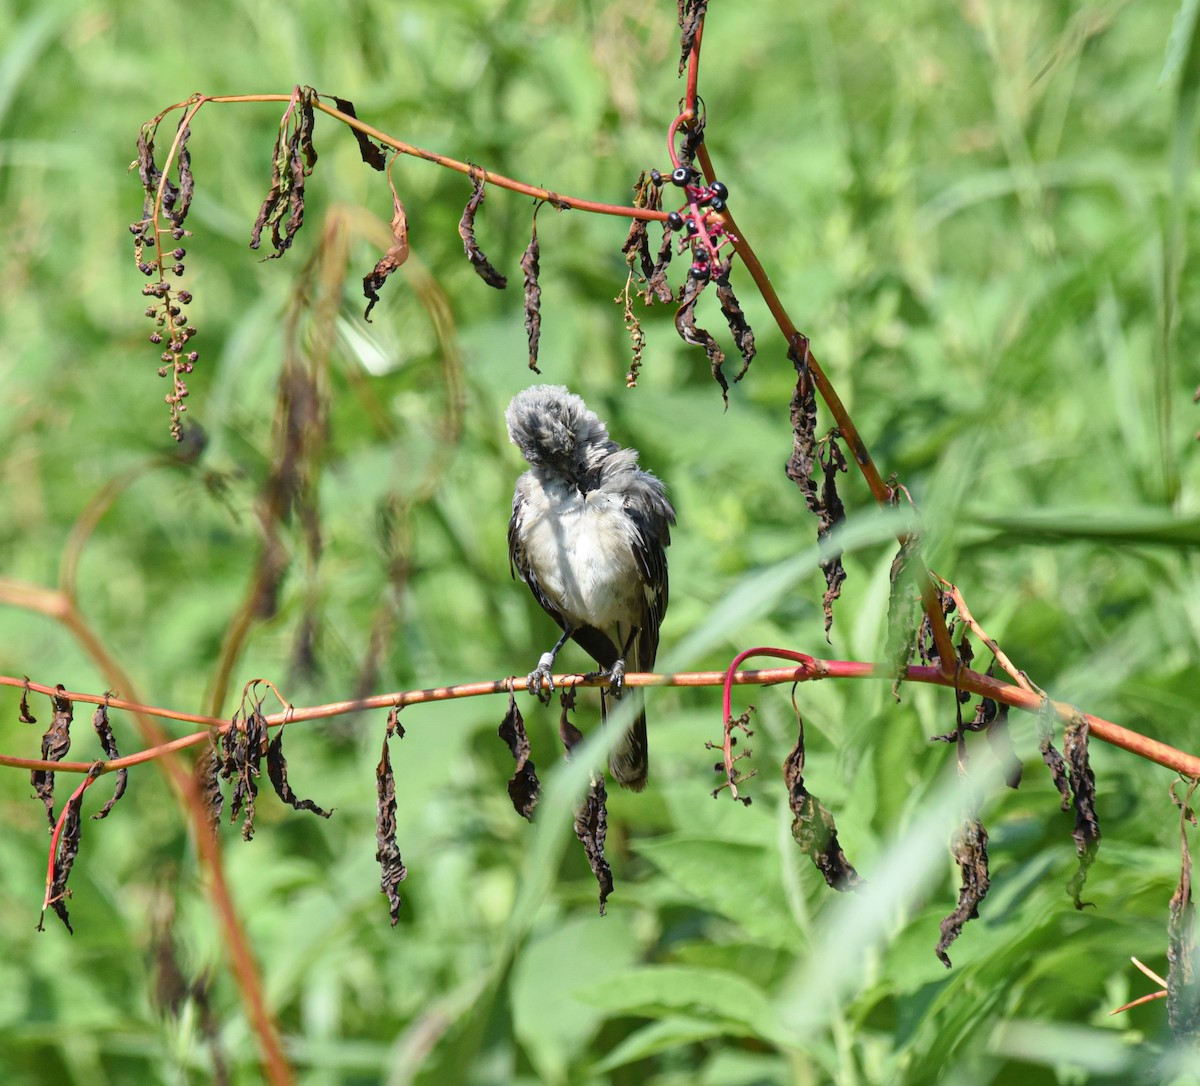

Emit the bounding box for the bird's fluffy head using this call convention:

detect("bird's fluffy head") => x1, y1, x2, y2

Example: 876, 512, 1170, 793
506, 385, 615, 478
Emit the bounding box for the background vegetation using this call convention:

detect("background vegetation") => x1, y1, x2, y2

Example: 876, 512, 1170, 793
0, 0, 1198, 1082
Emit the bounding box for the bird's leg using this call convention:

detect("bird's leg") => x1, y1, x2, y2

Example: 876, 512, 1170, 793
527, 625, 572, 705
604, 627, 640, 698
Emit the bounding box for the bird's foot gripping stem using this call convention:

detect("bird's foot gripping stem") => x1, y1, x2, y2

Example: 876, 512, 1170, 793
605, 658, 626, 698
526, 651, 557, 705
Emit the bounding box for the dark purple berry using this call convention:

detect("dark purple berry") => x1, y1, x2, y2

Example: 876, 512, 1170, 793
690, 264, 710, 281
187, 351, 199, 363
172, 248, 186, 259
161, 352, 174, 364
177, 291, 192, 304
710, 197, 726, 212
149, 333, 162, 344
666, 211, 685, 231
671, 166, 691, 186
172, 263, 185, 275
710, 181, 728, 200
649, 169, 663, 186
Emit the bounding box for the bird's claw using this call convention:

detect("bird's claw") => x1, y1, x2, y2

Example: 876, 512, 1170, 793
606, 658, 626, 698
526, 652, 556, 705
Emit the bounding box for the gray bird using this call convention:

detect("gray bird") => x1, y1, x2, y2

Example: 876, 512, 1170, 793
506, 385, 675, 791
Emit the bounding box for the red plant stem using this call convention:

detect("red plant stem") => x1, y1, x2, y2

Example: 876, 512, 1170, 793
6, 661, 1198, 778
685, 18, 704, 114
692, 140, 957, 670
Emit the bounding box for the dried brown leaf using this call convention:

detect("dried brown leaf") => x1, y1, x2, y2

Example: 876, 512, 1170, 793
267, 731, 332, 818
715, 270, 755, 381
1063, 710, 1100, 909
31, 686, 73, 829
936, 815, 990, 968
521, 218, 542, 372
332, 96, 387, 170
675, 273, 727, 403
499, 695, 540, 820
677, 0, 708, 73
458, 173, 507, 289
90, 701, 128, 820
376, 716, 407, 926
38, 762, 103, 935
783, 710, 862, 892
363, 160, 410, 321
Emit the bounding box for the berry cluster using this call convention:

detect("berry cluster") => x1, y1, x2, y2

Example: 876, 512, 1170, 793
130, 217, 198, 440
649, 165, 734, 282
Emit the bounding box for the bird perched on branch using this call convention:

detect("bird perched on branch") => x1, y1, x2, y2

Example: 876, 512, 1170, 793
506, 385, 675, 791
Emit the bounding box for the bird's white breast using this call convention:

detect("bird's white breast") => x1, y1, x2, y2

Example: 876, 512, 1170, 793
521, 475, 642, 629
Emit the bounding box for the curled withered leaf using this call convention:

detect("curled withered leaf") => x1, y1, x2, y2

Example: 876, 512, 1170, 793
521, 218, 542, 373
1063, 710, 1100, 909
499, 695, 540, 820
376, 719, 407, 926
250, 87, 320, 259
715, 270, 755, 381
783, 711, 863, 892
19, 678, 36, 724
31, 686, 73, 829
557, 691, 613, 912
458, 173, 508, 289
1036, 697, 1072, 810
680, 108, 707, 167
38, 762, 103, 935
817, 437, 848, 636
90, 701, 128, 820
332, 96, 386, 170
170, 119, 194, 228
267, 732, 332, 819
199, 733, 224, 839
675, 273, 727, 403
575, 775, 614, 915
220, 707, 268, 842
784, 334, 848, 638
936, 815, 990, 968
647, 225, 675, 304
677, 0, 708, 73
1168, 785, 1200, 1040
363, 158, 411, 322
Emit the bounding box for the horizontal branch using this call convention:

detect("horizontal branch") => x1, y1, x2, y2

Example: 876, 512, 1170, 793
5, 659, 1197, 778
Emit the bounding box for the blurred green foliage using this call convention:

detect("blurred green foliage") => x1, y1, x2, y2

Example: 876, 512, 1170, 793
1, 0, 1198, 1082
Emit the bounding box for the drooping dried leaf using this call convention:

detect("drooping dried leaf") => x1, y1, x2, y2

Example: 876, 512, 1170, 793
458, 173, 508, 289
170, 119, 194, 228
363, 160, 410, 321
19, 679, 36, 724
90, 701, 128, 820
198, 734, 224, 839
817, 437, 848, 635
782, 708, 862, 891
38, 763, 103, 935
521, 218, 542, 372
784, 335, 848, 637
677, 0, 708, 73
1063, 710, 1101, 909
250, 88, 320, 259
675, 273, 727, 403
499, 695, 539, 820
31, 686, 73, 829
558, 691, 613, 912
375, 719, 407, 926
220, 707, 268, 842
1036, 696, 1072, 810
647, 224, 675, 304
1168, 785, 1200, 1040
715, 270, 755, 381
680, 110, 707, 167
332, 96, 387, 170
267, 731, 332, 819
936, 815, 990, 967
